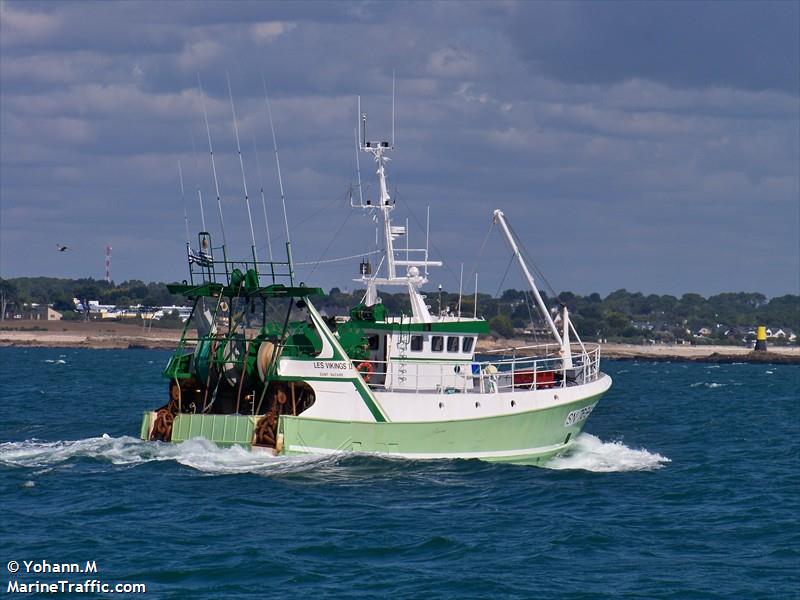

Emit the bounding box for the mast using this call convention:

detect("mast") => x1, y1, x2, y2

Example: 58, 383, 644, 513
190, 131, 207, 232
226, 73, 258, 264
353, 127, 364, 206
457, 263, 464, 319
178, 160, 190, 246
354, 88, 441, 321
473, 273, 478, 318
252, 133, 274, 261
493, 209, 564, 348
198, 74, 227, 249
261, 75, 293, 283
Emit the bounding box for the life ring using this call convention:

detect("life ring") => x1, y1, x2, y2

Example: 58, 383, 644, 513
355, 361, 374, 382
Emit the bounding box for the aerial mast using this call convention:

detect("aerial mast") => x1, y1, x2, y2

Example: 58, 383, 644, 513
226, 73, 258, 266
189, 131, 207, 232
197, 74, 228, 255
261, 75, 293, 284
354, 79, 442, 322
252, 134, 274, 261
178, 160, 190, 245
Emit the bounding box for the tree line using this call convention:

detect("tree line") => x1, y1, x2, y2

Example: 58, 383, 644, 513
1, 277, 797, 344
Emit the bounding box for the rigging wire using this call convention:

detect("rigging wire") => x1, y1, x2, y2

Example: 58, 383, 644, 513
464, 219, 495, 298
294, 249, 382, 266
261, 189, 349, 252
494, 253, 516, 299
393, 192, 461, 289
506, 217, 559, 301
306, 208, 356, 277
523, 288, 543, 343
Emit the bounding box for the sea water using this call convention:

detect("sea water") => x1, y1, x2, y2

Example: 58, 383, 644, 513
0, 348, 797, 598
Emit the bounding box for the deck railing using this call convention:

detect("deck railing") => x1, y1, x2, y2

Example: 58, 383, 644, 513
355, 343, 601, 394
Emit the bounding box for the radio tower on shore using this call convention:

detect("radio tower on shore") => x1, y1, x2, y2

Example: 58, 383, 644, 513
105, 245, 112, 283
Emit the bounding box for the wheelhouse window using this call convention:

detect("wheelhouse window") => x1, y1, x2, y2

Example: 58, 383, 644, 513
447, 336, 459, 352
431, 335, 443, 352
462, 337, 474, 353
368, 335, 379, 350
410, 335, 423, 351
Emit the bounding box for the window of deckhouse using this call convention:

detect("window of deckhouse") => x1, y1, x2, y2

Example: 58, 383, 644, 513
411, 335, 423, 351
447, 336, 459, 352
462, 337, 474, 353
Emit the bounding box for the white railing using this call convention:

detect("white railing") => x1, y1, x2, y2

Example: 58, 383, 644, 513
353, 343, 601, 394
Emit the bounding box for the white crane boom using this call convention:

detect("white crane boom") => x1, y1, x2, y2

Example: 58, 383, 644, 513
492, 209, 563, 347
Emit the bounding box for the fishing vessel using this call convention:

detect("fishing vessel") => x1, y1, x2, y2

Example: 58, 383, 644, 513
140, 88, 612, 466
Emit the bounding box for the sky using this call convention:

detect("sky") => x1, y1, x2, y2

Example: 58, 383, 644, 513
1, 0, 798, 298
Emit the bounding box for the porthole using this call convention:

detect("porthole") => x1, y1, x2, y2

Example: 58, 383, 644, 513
510, 400, 516, 407
475, 401, 481, 408
438, 402, 444, 409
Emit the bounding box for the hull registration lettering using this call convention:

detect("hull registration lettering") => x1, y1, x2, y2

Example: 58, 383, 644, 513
564, 402, 597, 427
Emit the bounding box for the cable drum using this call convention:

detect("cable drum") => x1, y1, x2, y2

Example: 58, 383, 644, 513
257, 340, 281, 382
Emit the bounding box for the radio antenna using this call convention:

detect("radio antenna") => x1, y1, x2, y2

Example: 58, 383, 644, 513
261, 75, 291, 248
198, 73, 227, 248
189, 131, 207, 232
425, 205, 431, 277
226, 72, 258, 263
457, 262, 464, 319
358, 95, 366, 148
474, 273, 479, 318
252, 133, 274, 261
354, 127, 364, 206
391, 69, 395, 148
178, 160, 190, 245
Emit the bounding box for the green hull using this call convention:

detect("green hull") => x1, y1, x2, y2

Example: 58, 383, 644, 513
141, 392, 604, 466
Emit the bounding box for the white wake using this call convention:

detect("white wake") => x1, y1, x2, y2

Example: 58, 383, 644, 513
2, 433, 670, 475
0, 434, 332, 476
545, 433, 670, 472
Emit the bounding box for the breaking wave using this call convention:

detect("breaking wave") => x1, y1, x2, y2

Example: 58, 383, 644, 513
545, 433, 670, 472
0, 435, 333, 476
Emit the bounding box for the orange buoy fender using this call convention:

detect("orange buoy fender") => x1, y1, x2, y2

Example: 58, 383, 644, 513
355, 361, 374, 382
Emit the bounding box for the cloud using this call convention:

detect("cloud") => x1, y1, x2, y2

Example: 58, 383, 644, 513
250, 21, 296, 45
0, 51, 112, 84
0, 1, 797, 297
0, 3, 60, 47
176, 39, 222, 71
427, 46, 479, 78
507, 1, 800, 95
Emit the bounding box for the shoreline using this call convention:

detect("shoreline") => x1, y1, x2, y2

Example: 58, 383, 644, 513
478, 338, 799, 364
1, 321, 798, 364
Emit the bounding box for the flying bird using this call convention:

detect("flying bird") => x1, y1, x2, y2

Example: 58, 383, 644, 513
56, 244, 69, 252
